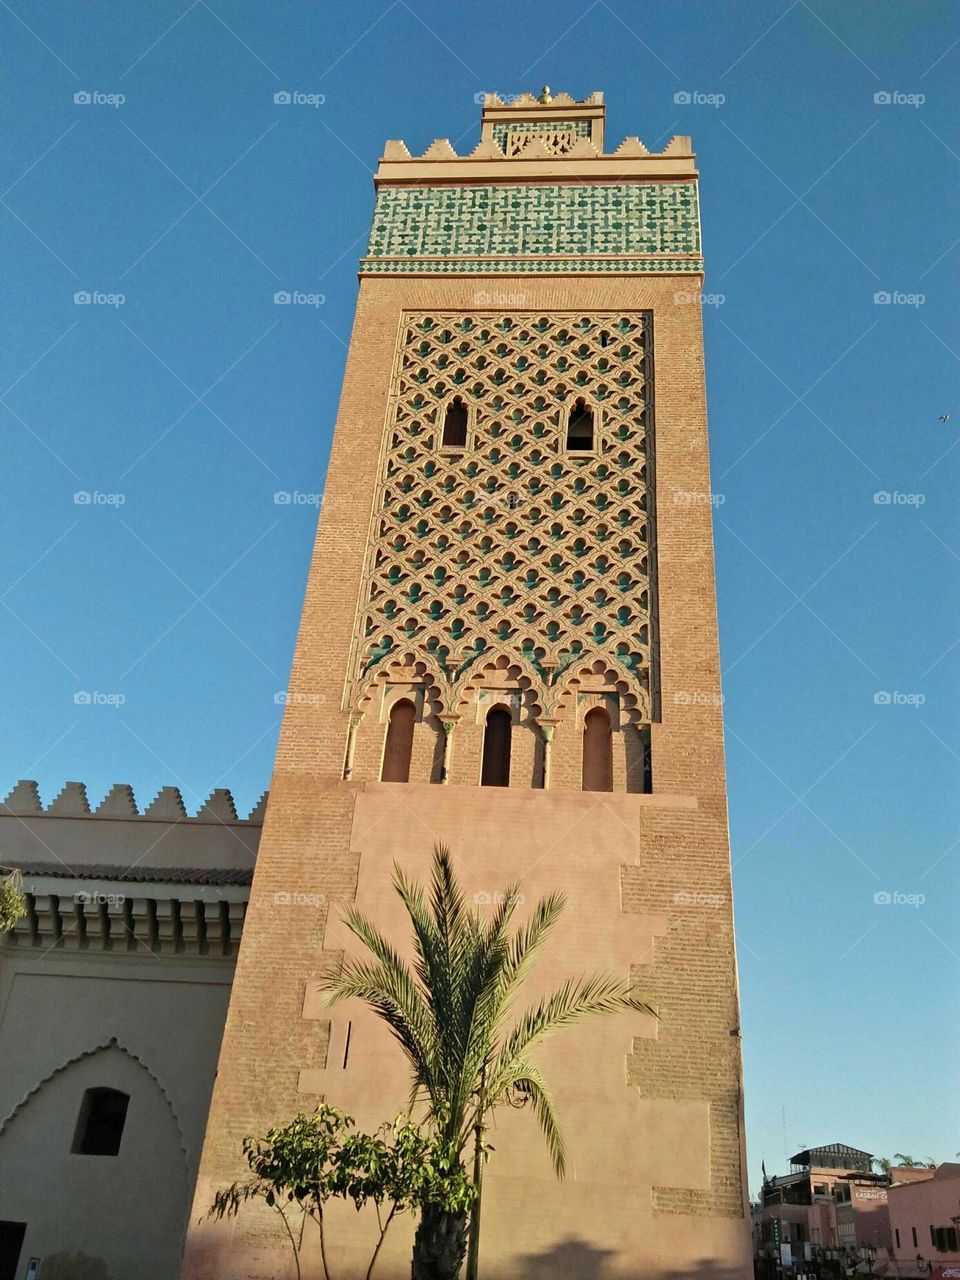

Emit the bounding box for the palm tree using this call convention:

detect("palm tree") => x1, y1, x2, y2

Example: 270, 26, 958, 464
872, 1157, 892, 1175
894, 1153, 919, 1167
322, 844, 654, 1280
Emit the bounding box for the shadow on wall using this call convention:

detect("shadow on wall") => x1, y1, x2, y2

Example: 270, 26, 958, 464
518, 1239, 749, 1280
39, 1255, 110, 1280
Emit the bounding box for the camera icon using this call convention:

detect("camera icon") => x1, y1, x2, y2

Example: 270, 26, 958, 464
73, 491, 91, 504
673, 91, 691, 105
873, 491, 891, 504
273, 91, 291, 105
473, 890, 492, 905
873, 691, 892, 705
273, 491, 292, 505
873, 91, 891, 105
874, 291, 891, 304
873, 890, 892, 904
73, 691, 92, 704
73, 291, 91, 305
274, 290, 291, 305
73, 91, 91, 105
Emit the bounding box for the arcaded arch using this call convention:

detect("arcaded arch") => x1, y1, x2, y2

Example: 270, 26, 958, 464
582, 706, 613, 792
481, 706, 512, 787
381, 698, 416, 782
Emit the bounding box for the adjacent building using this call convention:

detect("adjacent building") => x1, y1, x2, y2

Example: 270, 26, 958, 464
0, 780, 263, 1280
887, 1164, 960, 1276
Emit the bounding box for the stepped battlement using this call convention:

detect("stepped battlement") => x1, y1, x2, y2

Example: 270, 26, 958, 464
1, 780, 267, 823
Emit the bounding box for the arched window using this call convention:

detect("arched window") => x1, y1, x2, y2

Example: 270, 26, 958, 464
582, 707, 613, 792
381, 698, 416, 782
480, 706, 512, 787
441, 397, 468, 448
566, 398, 594, 451
72, 1087, 129, 1156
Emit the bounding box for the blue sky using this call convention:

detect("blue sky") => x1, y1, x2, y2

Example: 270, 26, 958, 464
0, 0, 957, 1192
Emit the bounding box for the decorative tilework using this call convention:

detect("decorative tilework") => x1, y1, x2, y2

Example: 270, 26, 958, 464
491, 120, 591, 150
362, 183, 701, 276
360, 255, 702, 275
347, 311, 657, 722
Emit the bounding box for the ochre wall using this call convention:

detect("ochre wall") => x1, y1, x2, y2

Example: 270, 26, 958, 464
182, 275, 750, 1279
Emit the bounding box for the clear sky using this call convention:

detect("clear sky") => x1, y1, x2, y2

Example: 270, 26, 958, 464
1, 0, 957, 1194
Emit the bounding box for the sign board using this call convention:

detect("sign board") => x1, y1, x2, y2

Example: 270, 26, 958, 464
781, 1243, 793, 1267
25, 1262, 40, 1280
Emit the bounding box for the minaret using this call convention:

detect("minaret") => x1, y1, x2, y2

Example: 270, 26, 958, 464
184, 90, 751, 1279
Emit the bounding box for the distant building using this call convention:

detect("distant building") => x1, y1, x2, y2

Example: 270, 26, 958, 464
834, 1171, 891, 1251
760, 1145, 881, 1252
886, 1163, 960, 1277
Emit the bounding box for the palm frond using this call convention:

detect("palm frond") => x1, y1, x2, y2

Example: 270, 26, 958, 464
488, 973, 654, 1100
499, 1060, 567, 1178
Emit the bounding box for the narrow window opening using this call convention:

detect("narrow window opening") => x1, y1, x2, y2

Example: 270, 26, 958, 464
480, 707, 512, 787
582, 708, 614, 792
642, 726, 653, 794
342, 1020, 352, 1069
566, 398, 594, 451
72, 1087, 129, 1156
441, 397, 468, 448
381, 698, 416, 782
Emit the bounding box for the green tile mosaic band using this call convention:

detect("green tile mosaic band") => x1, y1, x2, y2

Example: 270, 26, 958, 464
491, 119, 591, 150
362, 182, 701, 275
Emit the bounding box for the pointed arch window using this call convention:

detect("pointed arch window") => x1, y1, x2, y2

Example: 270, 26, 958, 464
480, 706, 512, 787
566, 398, 594, 451
72, 1087, 129, 1156
582, 707, 613, 792
381, 698, 416, 782
441, 397, 468, 449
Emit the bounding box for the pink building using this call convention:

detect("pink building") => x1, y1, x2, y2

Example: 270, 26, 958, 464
886, 1164, 960, 1277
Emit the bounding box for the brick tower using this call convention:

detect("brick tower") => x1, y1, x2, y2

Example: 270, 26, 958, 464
183, 90, 751, 1279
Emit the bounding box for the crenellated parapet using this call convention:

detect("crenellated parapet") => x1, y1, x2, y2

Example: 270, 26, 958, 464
363, 88, 700, 278
0, 779, 267, 822
0, 780, 266, 879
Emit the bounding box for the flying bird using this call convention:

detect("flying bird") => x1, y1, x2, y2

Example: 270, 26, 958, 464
939, 414, 950, 423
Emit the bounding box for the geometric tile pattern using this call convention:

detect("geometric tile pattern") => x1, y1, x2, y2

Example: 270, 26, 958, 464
491, 119, 591, 154
360, 182, 701, 275
346, 312, 656, 722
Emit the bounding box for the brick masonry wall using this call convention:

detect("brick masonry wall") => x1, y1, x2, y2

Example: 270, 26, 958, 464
182, 275, 750, 1279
